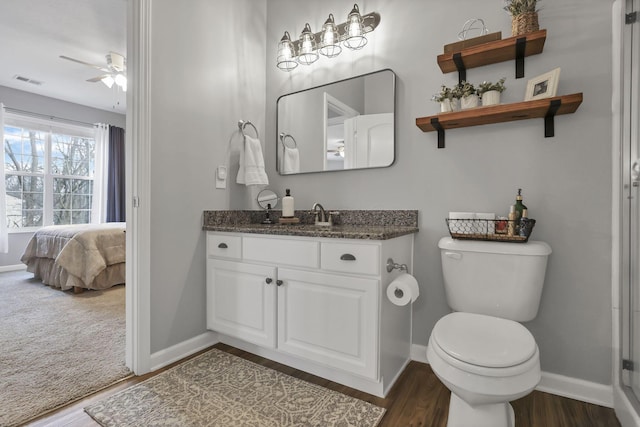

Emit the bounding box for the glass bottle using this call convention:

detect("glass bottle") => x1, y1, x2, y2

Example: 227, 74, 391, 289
519, 209, 529, 237
514, 188, 527, 234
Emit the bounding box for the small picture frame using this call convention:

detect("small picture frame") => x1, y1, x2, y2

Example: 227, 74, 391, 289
524, 68, 561, 101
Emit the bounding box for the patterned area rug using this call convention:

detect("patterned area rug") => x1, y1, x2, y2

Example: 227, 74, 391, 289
85, 348, 386, 426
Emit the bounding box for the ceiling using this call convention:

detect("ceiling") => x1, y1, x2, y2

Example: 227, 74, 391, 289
0, 0, 127, 114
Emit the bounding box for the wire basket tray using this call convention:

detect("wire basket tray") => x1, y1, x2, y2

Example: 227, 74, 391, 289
446, 218, 536, 243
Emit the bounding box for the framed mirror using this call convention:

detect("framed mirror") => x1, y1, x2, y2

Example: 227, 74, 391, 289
277, 69, 396, 175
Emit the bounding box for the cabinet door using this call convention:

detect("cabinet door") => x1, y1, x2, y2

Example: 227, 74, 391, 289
277, 268, 379, 379
207, 259, 276, 348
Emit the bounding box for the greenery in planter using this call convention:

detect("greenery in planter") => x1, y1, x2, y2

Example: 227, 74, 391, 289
504, 0, 538, 16
477, 78, 507, 95
458, 81, 477, 98
432, 84, 462, 103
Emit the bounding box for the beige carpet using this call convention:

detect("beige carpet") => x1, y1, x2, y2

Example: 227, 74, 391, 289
0, 270, 130, 427
86, 348, 386, 427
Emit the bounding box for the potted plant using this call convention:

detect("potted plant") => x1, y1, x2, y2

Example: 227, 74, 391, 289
458, 81, 479, 109
504, 0, 539, 36
477, 77, 507, 106
432, 84, 460, 113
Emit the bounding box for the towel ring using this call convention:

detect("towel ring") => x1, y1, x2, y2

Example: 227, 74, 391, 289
238, 120, 259, 139
279, 133, 297, 149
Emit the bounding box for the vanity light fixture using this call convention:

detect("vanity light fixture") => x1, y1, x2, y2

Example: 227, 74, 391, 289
297, 23, 319, 65
277, 31, 298, 71
319, 14, 341, 58
343, 4, 367, 50
276, 3, 380, 72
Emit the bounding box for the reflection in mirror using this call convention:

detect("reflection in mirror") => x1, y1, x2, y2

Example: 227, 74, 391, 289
277, 69, 395, 175
257, 189, 279, 209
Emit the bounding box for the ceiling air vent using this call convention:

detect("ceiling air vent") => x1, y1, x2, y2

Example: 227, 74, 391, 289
13, 75, 43, 86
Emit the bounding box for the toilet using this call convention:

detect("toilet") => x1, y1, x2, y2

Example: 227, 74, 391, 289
427, 237, 552, 427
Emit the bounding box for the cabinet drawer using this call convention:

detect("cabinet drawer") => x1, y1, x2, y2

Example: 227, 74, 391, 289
321, 242, 380, 276
207, 233, 242, 259
243, 236, 319, 268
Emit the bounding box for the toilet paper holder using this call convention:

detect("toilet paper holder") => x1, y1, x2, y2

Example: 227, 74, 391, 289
386, 258, 408, 273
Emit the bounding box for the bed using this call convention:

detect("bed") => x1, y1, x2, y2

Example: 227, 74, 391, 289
20, 222, 126, 292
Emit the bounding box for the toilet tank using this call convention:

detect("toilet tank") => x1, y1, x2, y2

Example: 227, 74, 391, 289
438, 237, 552, 322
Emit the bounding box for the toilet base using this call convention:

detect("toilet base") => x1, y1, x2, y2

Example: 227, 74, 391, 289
447, 392, 515, 427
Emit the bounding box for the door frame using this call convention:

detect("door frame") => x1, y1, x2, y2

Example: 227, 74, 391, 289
125, 0, 151, 375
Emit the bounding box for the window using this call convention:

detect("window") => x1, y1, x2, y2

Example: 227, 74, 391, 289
3, 115, 97, 230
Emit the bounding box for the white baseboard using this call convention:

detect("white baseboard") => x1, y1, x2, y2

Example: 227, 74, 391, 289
410, 344, 613, 408
411, 343, 428, 363
150, 331, 219, 371
538, 371, 613, 408
0, 264, 27, 273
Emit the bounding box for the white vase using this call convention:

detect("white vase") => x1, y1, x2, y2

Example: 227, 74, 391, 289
440, 98, 459, 112
461, 94, 479, 109
481, 90, 501, 106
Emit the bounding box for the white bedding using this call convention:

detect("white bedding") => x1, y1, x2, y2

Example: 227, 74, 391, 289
21, 223, 126, 291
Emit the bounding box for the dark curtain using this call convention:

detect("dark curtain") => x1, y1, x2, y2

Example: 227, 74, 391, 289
106, 125, 126, 222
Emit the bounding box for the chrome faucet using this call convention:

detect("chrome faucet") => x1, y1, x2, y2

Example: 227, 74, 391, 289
312, 203, 338, 226
312, 203, 327, 223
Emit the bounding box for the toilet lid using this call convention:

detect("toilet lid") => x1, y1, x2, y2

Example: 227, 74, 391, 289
432, 312, 537, 368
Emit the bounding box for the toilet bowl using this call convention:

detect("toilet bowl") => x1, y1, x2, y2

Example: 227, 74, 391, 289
431, 237, 551, 427
427, 312, 541, 427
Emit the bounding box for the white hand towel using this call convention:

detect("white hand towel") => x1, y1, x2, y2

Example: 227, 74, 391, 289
236, 138, 246, 184
283, 146, 300, 174
236, 135, 269, 186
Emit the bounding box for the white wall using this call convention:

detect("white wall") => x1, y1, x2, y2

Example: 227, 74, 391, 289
147, 0, 266, 353
0, 85, 125, 267
265, 0, 613, 385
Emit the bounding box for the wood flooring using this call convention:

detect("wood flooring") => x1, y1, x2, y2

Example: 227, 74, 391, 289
26, 343, 622, 427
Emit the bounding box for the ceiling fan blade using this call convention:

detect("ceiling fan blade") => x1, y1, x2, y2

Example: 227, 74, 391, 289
59, 55, 110, 72
87, 74, 110, 83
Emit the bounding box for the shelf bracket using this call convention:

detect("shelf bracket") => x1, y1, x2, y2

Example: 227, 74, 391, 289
453, 53, 466, 84
515, 37, 527, 79
431, 118, 446, 148
544, 99, 562, 137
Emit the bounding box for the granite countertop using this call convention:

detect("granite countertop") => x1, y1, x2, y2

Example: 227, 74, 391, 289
202, 210, 419, 240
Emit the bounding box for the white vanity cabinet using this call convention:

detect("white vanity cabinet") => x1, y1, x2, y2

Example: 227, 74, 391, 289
207, 259, 276, 348
206, 231, 414, 397
277, 267, 378, 379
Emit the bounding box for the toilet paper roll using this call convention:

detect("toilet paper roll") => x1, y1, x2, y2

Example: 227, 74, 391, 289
386, 273, 420, 306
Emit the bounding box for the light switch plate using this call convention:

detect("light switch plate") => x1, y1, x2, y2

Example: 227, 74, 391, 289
215, 166, 227, 189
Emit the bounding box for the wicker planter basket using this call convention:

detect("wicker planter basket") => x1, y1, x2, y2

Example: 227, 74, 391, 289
511, 12, 539, 36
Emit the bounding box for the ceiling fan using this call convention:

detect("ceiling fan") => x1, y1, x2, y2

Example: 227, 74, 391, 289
59, 52, 127, 91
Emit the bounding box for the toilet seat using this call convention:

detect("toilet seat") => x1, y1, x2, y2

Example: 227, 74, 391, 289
432, 312, 537, 372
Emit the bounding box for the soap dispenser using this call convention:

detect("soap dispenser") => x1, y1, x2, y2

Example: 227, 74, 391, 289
282, 189, 295, 218
514, 188, 527, 234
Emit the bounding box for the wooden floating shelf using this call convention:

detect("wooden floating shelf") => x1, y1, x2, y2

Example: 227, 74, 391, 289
415, 93, 583, 148
437, 29, 547, 74
416, 93, 582, 132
